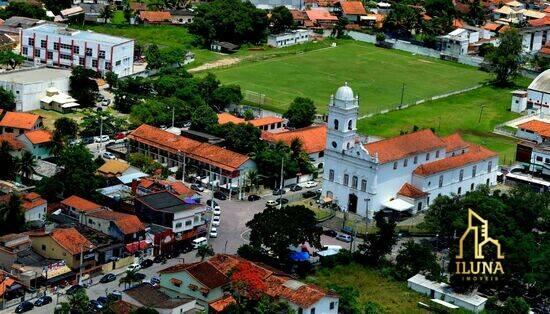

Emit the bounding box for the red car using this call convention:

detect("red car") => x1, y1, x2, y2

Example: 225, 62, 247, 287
114, 132, 126, 140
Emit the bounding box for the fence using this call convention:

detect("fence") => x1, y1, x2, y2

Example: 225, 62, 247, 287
242, 89, 290, 112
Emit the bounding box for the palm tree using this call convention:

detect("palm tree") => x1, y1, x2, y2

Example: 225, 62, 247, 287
196, 244, 214, 261
14, 151, 36, 183
0, 141, 15, 180
119, 270, 141, 289
245, 169, 260, 192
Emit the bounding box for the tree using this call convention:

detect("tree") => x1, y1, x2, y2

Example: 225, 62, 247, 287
188, 0, 268, 46
501, 297, 530, 314
422, 194, 462, 245
55, 144, 102, 197
0, 2, 46, 20
270, 6, 293, 34
131, 97, 192, 127
119, 270, 142, 289
253, 142, 299, 187
196, 244, 214, 261
327, 285, 359, 314
99, 4, 114, 23
246, 205, 322, 260
383, 4, 421, 36
128, 153, 164, 175
105, 71, 119, 91
245, 169, 260, 192
79, 109, 127, 137
231, 261, 267, 300
363, 301, 383, 314
284, 97, 316, 128
67, 289, 89, 313
197, 73, 220, 110
243, 109, 255, 121
0, 194, 25, 234
70, 67, 100, 108
224, 123, 262, 154
0, 87, 15, 111
42, 0, 72, 15
0, 141, 15, 180
254, 296, 294, 314
190, 104, 218, 132
357, 211, 397, 265
331, 16, 349, 38
211, 85, 243, 111
14, 151, 36, 183
0, 50, 24, 70
487, 29, 523, 85
114, 76, 154, 113
145, 44, 163, 70
54, 117, 79, 140
394, 240, 441, 281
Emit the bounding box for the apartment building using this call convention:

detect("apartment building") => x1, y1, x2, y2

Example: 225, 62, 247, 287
21, 24, 134, 77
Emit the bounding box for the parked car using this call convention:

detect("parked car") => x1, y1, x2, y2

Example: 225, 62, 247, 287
140, 259, 154, 269
107, 291, 122, 302
248, 194, 261, 201
272, 188, 286, 195
275, 198, 289, 205
190, 183, 204, 192
323, 229, 338, 237
266, 200, 278, 207
336, 233, 352, 242
302, 191, 317, 198
99, 273, 116, 283
303, 181, 318, 188
81, 137, 94, 145
89, 300, 103, 311
96, 297, 108, 306
153, 255, 167, 264
126, 263, 141, 272
213, 207, 221, 216
179, 242, 193, 254
15, 301, 34, 313
34, 296, 52, 307
114, 132, 126, 140
214, 191, 227, 200
66, 285, 84, 295
93, 135, 110, 143
133, 273, 146, 281
206, 200, 220, 209
211, 216, 220, 227
210, 227, 218, 238
102, 152, 116, 160
289, 184, 302, 191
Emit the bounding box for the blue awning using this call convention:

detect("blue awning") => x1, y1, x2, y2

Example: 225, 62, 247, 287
289, 251, 310, 262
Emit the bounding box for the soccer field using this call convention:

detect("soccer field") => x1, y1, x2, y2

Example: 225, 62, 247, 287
211, 41, 491, 115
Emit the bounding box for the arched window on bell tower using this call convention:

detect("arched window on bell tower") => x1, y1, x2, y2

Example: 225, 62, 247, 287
334, 119, 339, 130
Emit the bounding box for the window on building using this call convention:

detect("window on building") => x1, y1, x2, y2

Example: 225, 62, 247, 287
185, 220, 192, 226
116, 60, 121, 66
438, 175, 443, 187
403, 158, 408, 167
343, 174, 349, 186
175, 222, 182, 228
427, 197, 430, 205
54, 42, 59, 50
334, 119, 339, 130
487, 161, 493, 172
47, 51, 53, 59
471, 183, 475, 191
436, 150, 440, 158
426, 153, 430, 161
472, 165, 477, 177
319, 151, 324, 157
393, 161, 398, 170
105, 62, 111, 70
60, 54, 71, 60
330, 302, 335, 310
92, 59, 98, 67
34, 49, 40, 57
60, 43, 71, 50
458, 187, 462, 195
413, 156, 418, 164
98, 50, 106, 58
329, 169, 334, 182
73, 46, 79, 54
459, 169, 464, 181
86, 48, 93, 56
40, 40, 46, 48
88, 219, 92, 224
79, 58, 84, 66
352, 176, 358, 189
28, 38, 34, 45
22, 47, 28, 55
310, 308, 315, 314
361, 179, 367, 192
486, 178, 490, 185
298, 309, 303, 314
545, 158, 550, 164
348, 120, 353, 130
417, 202, 423, 211
536, 156, 543, 162
41, 244, 46, 251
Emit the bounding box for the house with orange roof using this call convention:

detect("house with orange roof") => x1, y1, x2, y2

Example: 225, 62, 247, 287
0, 192, 47, 223
339, 1, 367, 23
60, 195, 103, 222
0, 269, 25, 304
82, 208, 146, 248
322, 83, 499, 217
217, 112, 286, 131
305, 8, 338, 27
17, 129, 52, 159
0, 133, 24, 155
134, 178, 198, 199
29, 227, 96, 270
159, 254, 339, 312
138, 11, 172, 24
515, 119, 550, 177
0, 112, 42, 135
127, 124, 256, 194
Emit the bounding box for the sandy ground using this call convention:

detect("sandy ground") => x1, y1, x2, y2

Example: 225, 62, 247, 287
188, 57, 241, 73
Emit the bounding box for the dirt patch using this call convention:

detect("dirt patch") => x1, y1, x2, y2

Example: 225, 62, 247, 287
418, 59, 434, 64
188, 57, 241, 73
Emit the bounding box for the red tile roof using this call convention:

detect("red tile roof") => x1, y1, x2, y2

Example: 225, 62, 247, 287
128, 124, 250, 172
106, 300, 138, 314
61, 195, 101, 212
139, 11, 172, 22
452, 18, 465, 28
518, 120, 550, 137
160, 261, 229, 289
413, 145, 497, 176
306, 9, 338, 22
249, 116, 285, 127
138, 178, 195, 198
217, 113, 244, 125
23, 129, 52, 144
364, 129, 446, 164
441, 133, 470, 152
86, 210, 145, 235
529, 16, 550, 27
21, 192, 46, 211
0, 112, 40, 130
290, 9, 309, 21
483, 22, 502, 31
340, 1, 367, 15
209, 295, 236, 312
49, 228, 95, 255
397, 183, 428, 199
261, 125, 327, 153
0, 133, 23, 150
130, 2, 148, 11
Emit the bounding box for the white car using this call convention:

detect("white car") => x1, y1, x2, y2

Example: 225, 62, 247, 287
266, 200, 278, 207
211, 216, 220, 227
93, 135, 110, 143
303, 181, 318, 188
210, 227, 218, 238
102, 152, 116, 160
126, 263, 141, 272
213, 208, 221, 216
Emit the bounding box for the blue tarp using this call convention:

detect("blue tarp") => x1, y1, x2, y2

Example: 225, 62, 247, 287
289, 251, 310, 262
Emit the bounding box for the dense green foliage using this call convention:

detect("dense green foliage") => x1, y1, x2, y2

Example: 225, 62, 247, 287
69, 67, 100, 108
0, 87, 15, 111
487, 29, 524, 85
284, 97, 316, 128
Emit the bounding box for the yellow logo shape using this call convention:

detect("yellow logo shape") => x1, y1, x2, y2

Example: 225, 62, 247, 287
456, 209, 504, 260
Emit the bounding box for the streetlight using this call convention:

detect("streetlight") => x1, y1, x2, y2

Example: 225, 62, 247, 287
364, 198, 371, 236
78, 244, 94, 285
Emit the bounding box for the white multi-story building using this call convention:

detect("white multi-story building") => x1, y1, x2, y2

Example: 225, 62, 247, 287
322, 83, 499, 218
21, 24, 134, 77
267, 29, 310, 48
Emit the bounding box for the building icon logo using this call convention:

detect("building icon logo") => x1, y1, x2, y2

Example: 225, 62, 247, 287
455, 209, 504, 281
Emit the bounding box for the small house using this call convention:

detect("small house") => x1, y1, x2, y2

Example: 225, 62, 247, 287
210, 41, 239, 53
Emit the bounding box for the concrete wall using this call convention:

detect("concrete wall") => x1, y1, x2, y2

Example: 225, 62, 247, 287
0, 75, 69, 112
25, 203, 47, 222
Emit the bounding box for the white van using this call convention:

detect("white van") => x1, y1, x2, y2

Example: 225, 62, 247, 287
192, 237, 208, 249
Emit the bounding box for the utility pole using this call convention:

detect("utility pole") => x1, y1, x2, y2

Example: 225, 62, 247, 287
478, 105, 485, 123
278, 157, 284, 208
400, 83, 405, 107
171, 106, 175, 128
78, 244, 84, 285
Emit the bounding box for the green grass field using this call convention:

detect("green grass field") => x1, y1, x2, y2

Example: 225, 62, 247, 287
210, 41, 491, 115
357, 81, 529, 163
308, 264, 429, 313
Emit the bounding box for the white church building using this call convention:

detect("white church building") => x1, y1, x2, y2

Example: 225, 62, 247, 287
322, 83, 500, 218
